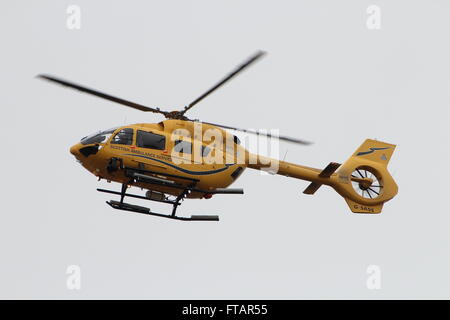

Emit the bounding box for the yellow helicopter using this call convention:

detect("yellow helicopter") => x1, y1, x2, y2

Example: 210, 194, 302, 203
38, 51, 398, 221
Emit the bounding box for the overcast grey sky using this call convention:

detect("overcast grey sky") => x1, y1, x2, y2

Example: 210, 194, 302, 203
0, 0, 449, 299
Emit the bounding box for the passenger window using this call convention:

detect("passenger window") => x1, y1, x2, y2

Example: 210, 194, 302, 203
111, 128, 134, 145
137, 130, 166, 150
174, 140, 192, 154
174, 140, 211, 157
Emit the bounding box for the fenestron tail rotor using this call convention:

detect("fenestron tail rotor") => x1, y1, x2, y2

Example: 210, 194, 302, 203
351, 167, 383, 199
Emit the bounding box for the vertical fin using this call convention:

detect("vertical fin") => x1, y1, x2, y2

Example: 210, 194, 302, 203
353, 139, 396, 166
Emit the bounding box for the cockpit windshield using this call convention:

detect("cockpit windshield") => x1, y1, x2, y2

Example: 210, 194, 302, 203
80, 127, 118, 145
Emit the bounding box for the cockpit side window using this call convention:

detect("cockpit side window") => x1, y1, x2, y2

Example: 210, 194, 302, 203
136, 130, 166, 150
111, 128, 134, 145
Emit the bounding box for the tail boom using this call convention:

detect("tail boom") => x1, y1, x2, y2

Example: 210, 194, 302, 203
247, 139, 398, 214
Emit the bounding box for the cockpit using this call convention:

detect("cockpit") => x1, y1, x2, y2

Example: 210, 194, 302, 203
80, 127, 119, 145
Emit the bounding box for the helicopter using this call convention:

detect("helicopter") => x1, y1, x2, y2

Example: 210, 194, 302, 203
38, 51, 398, 221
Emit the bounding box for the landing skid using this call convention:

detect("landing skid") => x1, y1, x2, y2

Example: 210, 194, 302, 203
97, 166, 243, 221
106, 200, 219, 221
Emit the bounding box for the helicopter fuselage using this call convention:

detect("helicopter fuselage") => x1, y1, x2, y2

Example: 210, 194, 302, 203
70, 120, 247, 199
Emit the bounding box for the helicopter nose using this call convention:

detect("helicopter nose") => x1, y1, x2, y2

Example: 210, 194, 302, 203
70, 143, 82, 157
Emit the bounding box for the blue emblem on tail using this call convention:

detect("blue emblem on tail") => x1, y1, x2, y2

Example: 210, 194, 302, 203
357, 147, 390, 156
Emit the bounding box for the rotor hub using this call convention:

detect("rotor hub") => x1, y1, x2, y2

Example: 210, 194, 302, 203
358, 178, 373, 190
165, 110, 188, 120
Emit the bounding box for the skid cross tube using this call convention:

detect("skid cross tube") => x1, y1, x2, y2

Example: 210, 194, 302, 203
171, 182, 196, 217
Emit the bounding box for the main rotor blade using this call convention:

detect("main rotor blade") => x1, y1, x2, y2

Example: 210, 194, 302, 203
37, 74, 168, 115
181, 50, 266, 115
197, 120, 313, 145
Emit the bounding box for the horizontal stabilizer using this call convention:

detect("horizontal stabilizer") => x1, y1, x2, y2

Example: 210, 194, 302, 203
303, 182, 322, 195
303, 162, 341, 195
318, 162, 341, 178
